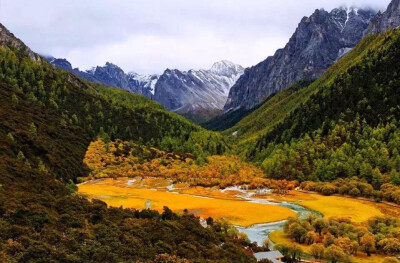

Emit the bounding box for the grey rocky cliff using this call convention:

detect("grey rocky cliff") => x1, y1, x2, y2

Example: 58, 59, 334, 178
366, 0, 400, 34
224, 7, 377, 112
0, 23, 41, 62
154, 60, 244, 122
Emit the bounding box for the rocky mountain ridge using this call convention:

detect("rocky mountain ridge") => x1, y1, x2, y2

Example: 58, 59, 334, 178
47, 57, 243, 122
154, 60, 244, 122
366, 0, 400, 34
223, 7, 377, 112
0, 23, 41, 62
45, 57, 158, 97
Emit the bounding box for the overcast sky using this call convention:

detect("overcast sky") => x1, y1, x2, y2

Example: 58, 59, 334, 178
0, 0, 390, 74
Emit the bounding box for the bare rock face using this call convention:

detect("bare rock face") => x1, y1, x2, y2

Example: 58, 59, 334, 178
89, 63, 158, 98
0, 23, 41, 62
366, 0, 400, 34
154, 61, 244, 122
224, 7, 377, 112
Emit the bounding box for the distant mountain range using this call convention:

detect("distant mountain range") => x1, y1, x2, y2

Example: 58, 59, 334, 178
46, 0, 400, 124
223, 7, 378, 112
45, 57, 159, 98
155, 61, 244, 122
46, 57, 243, 123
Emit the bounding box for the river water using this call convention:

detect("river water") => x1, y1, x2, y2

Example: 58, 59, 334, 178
86, 178, 321, 246
234, 192, 322, 245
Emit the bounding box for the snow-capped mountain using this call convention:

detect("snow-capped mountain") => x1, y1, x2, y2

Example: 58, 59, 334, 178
90, 63, 159, 97
224, 7, 377, 112
127, 72, 159, 96
154, 61, 244, 122
46, 57, 243, 122
45, 58, 159, 98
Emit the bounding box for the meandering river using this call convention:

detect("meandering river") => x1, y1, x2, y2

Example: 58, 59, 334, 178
234, 195, 322, 245
79, 178, 320, 246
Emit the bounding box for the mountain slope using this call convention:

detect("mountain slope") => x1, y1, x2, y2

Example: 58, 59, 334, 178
367, 0, 400, 34
244, 28, 400, 185
0, 23, 228, 178
48, 57, 243, 123
0, 23, 41, 62
0, 23, 253, 262
224, 7, 377, 112
154, 60, 244, 122
220, 29, 383, 146
46, 57, 159, 97
251, 29, 400, 152
222, 80, 314, 141
0, 83, 253, 262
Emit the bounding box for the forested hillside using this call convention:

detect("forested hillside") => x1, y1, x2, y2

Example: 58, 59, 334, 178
0, 46, 228, 180
0, 24, 254, 262
3, 3, 400, 261
0, 84, 253, 262
240, 29, 400, 192
220, 80, 314, 141
224, 31, 392, 146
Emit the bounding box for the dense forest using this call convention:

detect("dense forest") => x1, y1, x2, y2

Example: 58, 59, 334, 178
281, 215, 400, 262
83, 138, 296, 191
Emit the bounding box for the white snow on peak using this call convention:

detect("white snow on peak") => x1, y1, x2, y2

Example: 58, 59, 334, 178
86, 67, 96, 75
210, 60, 243, 76
127, 72, 160, 95
147, 77, 159, 95
338, 7, 360, 32
344, 8, 351, 29
163, 60, 244, 112
127, 71, 140, 78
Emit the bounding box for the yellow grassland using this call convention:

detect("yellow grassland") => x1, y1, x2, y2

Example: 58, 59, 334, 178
259, 190, 384, 222
78, 179, 296, 227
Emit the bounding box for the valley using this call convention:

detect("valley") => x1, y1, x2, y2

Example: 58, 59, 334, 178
77, 176, 399, 262
78, 177, 296, 227
2, 0, 400, 262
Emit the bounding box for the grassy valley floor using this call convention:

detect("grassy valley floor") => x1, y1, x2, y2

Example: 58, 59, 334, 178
256, 190, 386, 223
78, 178, 400, 262
78, 177, 395, 226
78, 177, 296, 227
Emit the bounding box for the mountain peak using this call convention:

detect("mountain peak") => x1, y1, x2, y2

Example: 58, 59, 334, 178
0, 23, 40, 61
154, 61, 244, 121
86, 67, 96, 75
366, 0, 400, 35
224, 6, 377, 112
211, 60, 235, 67
388, 0, 400, 12
104, 62, 122, 70
210, 60, 243, 76
50, 58, 73, 71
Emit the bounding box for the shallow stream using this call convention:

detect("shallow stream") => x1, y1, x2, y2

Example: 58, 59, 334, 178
234, 192, 322, 245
